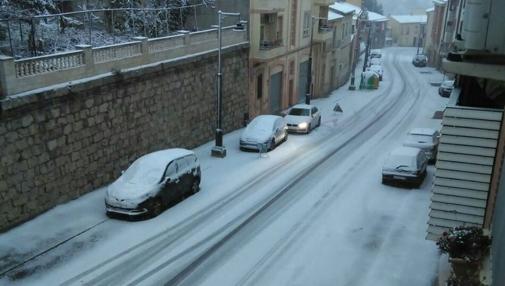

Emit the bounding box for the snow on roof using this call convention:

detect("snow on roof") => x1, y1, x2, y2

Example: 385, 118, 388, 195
426, 7, 435, 12
329, 2, 357, 15
368, 11, 389, 22
330, 2, 388, 22
409, 128, 437, 136
390, 15, 428, 24
329, 10, 344, 21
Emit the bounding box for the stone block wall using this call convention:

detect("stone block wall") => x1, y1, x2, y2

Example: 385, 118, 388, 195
0, 45, 249, 231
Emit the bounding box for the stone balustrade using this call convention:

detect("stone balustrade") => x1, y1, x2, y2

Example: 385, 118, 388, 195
0, 26, 248, 97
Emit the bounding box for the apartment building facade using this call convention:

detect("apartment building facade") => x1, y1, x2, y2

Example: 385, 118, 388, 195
424, 0, 447, 67
389, 15, 427, 47
248, 0, 341, 117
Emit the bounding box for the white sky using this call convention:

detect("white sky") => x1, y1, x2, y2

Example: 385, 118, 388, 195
380, 0, 434, 15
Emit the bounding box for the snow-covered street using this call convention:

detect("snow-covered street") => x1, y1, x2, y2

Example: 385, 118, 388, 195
0, 47, 448, 286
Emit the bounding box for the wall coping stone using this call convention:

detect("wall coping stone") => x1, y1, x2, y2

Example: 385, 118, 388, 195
0, 42, 249, 113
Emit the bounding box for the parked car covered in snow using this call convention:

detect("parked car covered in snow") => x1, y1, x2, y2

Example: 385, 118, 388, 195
367, 64, 384, 81
105, 149, 201, 217
412, 54, 428, 67
382, 147, 427, 187
370, 49, 382, 58
240, 115, 288, 151
369, 57, 382, 66
285, 104, 321, 134
403, 128, 440, 163
438, 80, 455, 97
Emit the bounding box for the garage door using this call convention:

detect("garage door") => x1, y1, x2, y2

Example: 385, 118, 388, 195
270, 72, 283, 114
298, 61, 309, 103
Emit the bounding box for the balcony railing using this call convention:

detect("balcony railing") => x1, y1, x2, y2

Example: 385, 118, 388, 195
259, 39, 283, 50
0, 26, 248, 97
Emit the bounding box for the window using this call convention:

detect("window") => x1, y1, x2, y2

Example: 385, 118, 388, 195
257, 74, 263, 99
164, 162, 178, 178
303, 11, 311, 38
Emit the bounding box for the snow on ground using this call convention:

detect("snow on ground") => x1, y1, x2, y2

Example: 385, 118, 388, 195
0, 47, 448, 286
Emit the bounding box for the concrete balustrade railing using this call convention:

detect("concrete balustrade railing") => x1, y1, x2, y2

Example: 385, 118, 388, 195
0, 26, 248, 98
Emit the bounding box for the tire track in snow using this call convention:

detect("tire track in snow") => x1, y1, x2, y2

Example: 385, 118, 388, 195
61, 50, 409, 286
166, 50, 426, 286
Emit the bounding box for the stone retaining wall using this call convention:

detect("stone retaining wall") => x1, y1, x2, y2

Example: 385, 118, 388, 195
0, 45, 249, 231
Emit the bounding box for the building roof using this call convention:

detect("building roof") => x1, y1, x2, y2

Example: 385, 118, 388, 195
390, 15, 428, 24
329, 2, 356, 15
330, 2, 388, 22
329, 10, 344, 21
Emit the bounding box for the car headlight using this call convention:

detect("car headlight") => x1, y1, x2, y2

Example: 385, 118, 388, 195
298, 122, 308, 129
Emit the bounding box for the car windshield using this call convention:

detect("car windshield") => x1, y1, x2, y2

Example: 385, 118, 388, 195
121, 160, 164, 185
408, 134, 433, 143
289, 108, 310, 116
415, 55, 426, 60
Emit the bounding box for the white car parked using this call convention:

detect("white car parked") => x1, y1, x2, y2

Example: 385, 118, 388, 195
240, 115, 288, 151
105, 149, 201, 218
285, 104, 321, 134
403, 128, 440, 163
382, 147, 428, 187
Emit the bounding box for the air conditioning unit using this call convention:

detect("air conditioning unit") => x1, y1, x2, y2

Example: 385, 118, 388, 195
462, 0, 505, 54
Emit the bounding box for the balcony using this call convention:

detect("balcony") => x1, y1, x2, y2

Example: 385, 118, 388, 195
314, 19, 333, 42
442, 58, 505, 82
259, 39, 283, 50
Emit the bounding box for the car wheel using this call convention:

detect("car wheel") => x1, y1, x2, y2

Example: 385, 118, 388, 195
317, 117, 321, 128
191, 178, 200, 194
283, 132, 288, 142
150, 198, 164, 217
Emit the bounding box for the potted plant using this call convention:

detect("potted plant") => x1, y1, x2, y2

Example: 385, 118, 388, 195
437, 226, 490, 285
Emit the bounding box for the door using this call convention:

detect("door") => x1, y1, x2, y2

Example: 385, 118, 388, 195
298, 61, 309, 103
162, 161, 179, 205
269, 72, 283, 114
175, 156, 192, 197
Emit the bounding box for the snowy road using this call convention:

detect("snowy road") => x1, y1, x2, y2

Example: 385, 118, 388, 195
0, 47, 447, 286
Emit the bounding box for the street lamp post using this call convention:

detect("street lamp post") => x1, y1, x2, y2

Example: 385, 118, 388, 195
305, 16, 328, 105
211, 10, 244, 158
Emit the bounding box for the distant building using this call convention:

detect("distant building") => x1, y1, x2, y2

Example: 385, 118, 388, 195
389, 15, 427, 47
345, 0, 362, 7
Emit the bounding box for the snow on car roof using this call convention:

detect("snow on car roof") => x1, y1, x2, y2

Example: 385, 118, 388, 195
136, 149, 194, 169
249, 115, 281, 127
409, 128, 437, 136
391, 146, 421, 157
291, 104, 313, 109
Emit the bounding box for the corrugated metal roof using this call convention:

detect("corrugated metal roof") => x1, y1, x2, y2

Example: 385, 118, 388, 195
427, 106, 503, 240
